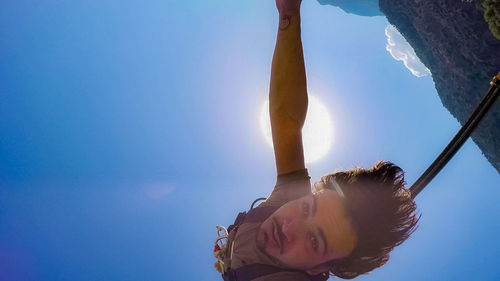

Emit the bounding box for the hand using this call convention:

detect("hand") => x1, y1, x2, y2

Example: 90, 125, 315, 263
275, 0, 302, 15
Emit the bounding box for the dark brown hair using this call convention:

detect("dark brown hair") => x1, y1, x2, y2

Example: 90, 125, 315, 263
315, 161, 420, 279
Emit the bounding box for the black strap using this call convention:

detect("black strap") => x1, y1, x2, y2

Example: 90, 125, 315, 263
227, 206, 278, 235
224, 264, 329, 281
223, 264, 278, 281
250, 198, 267, 210
410, 73, 500, 198
228, 212, 247, 234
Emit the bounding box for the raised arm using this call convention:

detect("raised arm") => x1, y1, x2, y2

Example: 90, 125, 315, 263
270, 0, 307, 175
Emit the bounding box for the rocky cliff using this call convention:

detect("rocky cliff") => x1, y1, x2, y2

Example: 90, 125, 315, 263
379, 0, 500, 172
317, 0, 383, 16
319, 0, 500, 172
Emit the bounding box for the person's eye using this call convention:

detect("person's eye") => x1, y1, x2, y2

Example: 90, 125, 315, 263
310, 234, 318, 251
302, 202, 309, 217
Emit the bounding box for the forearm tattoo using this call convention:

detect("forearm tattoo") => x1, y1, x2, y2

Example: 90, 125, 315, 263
279, 14, 291, 30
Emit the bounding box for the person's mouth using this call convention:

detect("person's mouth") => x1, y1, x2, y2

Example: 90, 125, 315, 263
272, 218, 285, 254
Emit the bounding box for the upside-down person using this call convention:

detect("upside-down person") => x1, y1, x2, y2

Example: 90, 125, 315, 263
215, 1, 420, 280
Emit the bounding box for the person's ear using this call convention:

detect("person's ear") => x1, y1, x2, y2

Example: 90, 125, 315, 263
305, 263, 330, 276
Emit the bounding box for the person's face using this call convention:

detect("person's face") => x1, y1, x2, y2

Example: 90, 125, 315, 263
256, 188, 357, 271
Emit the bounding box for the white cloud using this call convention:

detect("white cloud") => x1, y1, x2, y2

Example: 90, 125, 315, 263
385, 25, 431, 77
143, 182, 175, 199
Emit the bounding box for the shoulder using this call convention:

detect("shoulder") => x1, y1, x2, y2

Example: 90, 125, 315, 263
275, 168, 311, 187
260, 169, 312, 207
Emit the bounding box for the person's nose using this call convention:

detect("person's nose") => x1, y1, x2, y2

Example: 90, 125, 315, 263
281, 217, 303, 243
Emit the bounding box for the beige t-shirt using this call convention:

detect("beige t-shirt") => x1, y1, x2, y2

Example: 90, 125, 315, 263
228, 169, 315, 281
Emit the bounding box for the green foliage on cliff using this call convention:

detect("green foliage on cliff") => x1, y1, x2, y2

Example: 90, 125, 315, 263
480, 0, 500, 39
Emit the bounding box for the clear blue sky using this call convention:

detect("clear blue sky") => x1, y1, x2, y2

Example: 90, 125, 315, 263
1, 1, 499, 280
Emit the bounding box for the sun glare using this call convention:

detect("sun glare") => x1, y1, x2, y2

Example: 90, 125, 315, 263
259, 95, 334, 163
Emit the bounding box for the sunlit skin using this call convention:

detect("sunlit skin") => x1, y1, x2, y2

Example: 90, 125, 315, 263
259, 0, 359, 274
256, 188, 358, 273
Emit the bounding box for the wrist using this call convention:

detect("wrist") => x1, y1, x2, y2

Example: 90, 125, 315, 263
278, 12, 300, 30
279, 10, 300, 18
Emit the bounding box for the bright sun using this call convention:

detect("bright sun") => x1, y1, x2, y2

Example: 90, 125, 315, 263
259, 95, 334, 163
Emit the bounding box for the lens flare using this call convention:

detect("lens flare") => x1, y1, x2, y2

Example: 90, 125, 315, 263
260, 95, 334, 163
